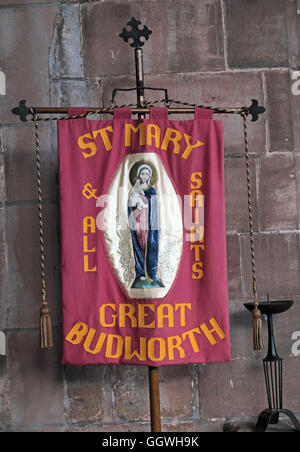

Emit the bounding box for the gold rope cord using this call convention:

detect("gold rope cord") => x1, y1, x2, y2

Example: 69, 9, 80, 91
31, 108, 53, 349
241, 112, 263, 350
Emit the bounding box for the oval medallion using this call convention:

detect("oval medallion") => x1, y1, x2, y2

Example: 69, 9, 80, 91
103, 153, 183, 299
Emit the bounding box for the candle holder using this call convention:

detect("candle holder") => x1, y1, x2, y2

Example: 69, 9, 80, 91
244, 299, 300, 432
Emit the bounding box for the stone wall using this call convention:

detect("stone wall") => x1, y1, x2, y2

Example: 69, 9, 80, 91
0, 0, 300, 432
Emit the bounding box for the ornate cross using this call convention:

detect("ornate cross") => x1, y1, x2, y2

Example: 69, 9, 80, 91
119, 17, 152, 48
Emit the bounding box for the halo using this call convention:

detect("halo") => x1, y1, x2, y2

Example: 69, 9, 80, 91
129, 160, 157, 186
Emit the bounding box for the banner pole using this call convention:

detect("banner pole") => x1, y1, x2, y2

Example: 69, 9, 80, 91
149, 366, 162, 432
12, 103, 265, 121
134, 45, 162, 433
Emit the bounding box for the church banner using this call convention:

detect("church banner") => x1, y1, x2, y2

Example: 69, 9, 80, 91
57, 107, 231, 366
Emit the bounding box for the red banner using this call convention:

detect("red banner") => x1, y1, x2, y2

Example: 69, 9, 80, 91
57, 107, 231, 366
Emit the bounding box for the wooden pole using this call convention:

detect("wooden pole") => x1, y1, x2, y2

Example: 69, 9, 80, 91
149, 366, 161, 432
134, 46, 162, 433
30, 107, 244, 115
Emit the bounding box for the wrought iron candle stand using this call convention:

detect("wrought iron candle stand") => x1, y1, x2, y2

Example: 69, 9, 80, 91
245, 299, 300, 432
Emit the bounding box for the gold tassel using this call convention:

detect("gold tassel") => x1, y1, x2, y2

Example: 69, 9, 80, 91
40, 302, 53, 349
252, 307, 263, 350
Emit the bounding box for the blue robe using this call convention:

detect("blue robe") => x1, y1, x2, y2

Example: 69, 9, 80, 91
128, 186, 163, 288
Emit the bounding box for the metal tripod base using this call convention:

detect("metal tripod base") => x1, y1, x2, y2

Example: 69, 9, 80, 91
255, 409, 300, 432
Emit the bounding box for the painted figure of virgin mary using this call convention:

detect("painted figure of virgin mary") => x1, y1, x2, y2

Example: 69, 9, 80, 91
128, 161, 164, 289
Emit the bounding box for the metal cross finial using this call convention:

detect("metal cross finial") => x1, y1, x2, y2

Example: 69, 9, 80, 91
119, 17, 152, 48
248, 99, 265, 122
12, 99, 31, 122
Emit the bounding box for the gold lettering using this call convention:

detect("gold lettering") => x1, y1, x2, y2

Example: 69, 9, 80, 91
190, 190, 203, 208
78, 133, 97, 159
105, 334, 124, 358
83, 235, 96, 253
65, 322, 88, 344
84, 329, 107, 354
125, 123, 145, 146
190, 244, 202, 262
147, 123, 161, 148
190, 172, 203, 189
182, 134, 204, 160
175, 303, 192, 327
157, 304, 174, 328
161, 128, 182, 154
124, 336, 147, 361
83, 254, 97, 272
192, 262, 203, 279
167, 335, 185, 360
138, 304, 155, 328
190, 225, 204, 242
182, 327, 202, 353
92, 126, 113, 151
119, 304, 137, 328
83, 216, 96, 233
200, 318, 226, 346
99, 304, 117, 327
148, 337, 166, 362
